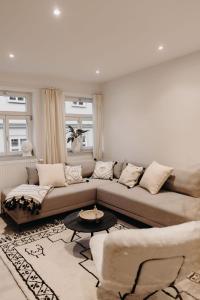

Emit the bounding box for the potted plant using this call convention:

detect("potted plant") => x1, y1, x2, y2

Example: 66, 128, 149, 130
67, 125, 88, 153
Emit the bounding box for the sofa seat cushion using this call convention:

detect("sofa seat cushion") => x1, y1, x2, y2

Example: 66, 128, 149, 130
42, 179, 108, 211
97, 182, 200, 226
1, 179, 111, 214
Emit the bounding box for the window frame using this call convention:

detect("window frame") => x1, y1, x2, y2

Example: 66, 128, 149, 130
0, 91, 32, 157
65, 96, 93, 153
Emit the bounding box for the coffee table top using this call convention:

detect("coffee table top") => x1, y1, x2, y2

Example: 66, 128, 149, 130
64, 210, 117, 233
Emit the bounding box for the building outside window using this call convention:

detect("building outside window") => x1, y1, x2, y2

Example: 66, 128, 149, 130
65, 97, 93, 152
0, 91, 32, 156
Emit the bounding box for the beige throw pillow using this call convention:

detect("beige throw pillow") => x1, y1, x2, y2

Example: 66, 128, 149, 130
65, 165, 83, 185
139, 161, 173, 194
119, 163, 143, 188
92, 161, 114, 180
36, 163, 66, 187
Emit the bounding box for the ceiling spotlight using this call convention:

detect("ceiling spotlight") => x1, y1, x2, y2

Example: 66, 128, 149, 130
9, 53, 15, 58
53, 8, 61, 16
158, 45, 164, 51
95, 70, 100, 75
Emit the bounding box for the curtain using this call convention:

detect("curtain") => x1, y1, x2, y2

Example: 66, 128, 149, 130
93, 94, 103, 160
42, 88, 66, 164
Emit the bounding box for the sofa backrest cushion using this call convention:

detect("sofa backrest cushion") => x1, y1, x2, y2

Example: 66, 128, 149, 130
113, 161, 123, 179
26, 167, 39, 185
164, 165, 200, 198
102, 221, 200, 292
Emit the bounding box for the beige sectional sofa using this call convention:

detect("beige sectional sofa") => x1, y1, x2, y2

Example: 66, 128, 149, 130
2, 160, 200, 227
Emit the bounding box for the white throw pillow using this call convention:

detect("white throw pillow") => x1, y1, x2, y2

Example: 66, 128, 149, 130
92, 161, 114, 180
36, 163, 66, 187
119, 163, 143, 188
65, 165, 83, 185
139, 161, 173, 194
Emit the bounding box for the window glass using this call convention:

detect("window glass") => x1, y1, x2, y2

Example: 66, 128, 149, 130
0, 95, 27, 112
0, 119, 4, 153
8, 119, 28, 152
65, 100, 92, 115
82, 120, 93, 148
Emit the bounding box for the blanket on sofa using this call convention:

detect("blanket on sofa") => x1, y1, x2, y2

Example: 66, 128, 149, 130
4, 184, 53, 214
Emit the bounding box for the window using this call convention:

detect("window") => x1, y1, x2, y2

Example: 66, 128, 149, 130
72, 101, 86, 108
8, 96, 26, 104
65, 97, 93, 152
0, 91, 32, 156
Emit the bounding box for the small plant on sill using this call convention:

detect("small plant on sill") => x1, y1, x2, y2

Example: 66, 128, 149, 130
67, 125, 88, 144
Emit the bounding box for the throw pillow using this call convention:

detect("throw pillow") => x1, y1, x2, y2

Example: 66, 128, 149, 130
26, 167, 39, 185
119, 163, 144, 188
36, 163, 66, 187
65, 160, 95, 178
139, 161, 173, 194
92, 161, 114, 180
65, 165, 83, 185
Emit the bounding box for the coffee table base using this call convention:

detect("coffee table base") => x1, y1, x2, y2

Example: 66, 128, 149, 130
70, 228, 110, 242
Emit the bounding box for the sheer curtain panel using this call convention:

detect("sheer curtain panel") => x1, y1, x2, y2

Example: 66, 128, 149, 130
42, 88, 66, 164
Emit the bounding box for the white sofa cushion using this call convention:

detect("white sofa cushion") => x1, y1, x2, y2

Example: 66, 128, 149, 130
92, 161, 114, 180
140, 161, 173, 194
119, 163, 143, 188
36, 163, 66, 187
64, 165, 83, 185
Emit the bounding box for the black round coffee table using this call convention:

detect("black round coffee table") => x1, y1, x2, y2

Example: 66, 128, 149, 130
64, 210, 117, 242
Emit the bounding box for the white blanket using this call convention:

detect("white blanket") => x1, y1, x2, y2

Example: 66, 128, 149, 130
4, 184, 53, 214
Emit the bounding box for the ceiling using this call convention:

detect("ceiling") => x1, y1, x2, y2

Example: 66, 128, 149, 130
1, 0, 200, 83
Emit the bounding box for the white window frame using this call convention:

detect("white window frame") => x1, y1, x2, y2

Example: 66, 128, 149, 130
65, 96, 93, 153
0, 91, 32, 157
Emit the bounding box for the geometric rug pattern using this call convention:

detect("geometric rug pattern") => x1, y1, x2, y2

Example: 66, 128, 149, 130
0, 219, 200, 300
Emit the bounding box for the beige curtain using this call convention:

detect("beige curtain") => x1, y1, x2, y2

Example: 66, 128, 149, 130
93, 94, 103, 160
42, 88, 66, 164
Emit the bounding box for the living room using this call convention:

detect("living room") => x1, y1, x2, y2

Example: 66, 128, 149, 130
1, 1, 200, 299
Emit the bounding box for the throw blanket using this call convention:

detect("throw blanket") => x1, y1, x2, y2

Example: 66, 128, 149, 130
4, 184, 53, 215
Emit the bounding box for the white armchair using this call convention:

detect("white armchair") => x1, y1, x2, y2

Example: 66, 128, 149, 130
90, 221, 200, 300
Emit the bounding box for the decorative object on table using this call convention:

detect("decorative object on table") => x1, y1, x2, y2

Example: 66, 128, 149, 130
67, 125, 88, 153
79, 205, 104, 222
21, 140, 33, 157
64, 210, 117, 242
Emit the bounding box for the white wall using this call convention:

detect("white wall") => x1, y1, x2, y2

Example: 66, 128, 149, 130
102, 51, 200, 168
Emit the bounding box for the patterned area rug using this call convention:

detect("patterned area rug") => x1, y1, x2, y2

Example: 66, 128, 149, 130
0, 220, 200, 300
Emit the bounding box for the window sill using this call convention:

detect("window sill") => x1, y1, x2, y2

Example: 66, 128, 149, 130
0, 155, 36, 163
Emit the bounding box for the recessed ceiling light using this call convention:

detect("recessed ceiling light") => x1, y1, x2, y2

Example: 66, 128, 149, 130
53, 8, 61, 16
158, 45, 164, 51
9, 53, 15, 58
95, 70, 100, 75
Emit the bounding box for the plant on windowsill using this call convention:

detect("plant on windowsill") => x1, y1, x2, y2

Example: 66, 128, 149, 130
67, 125, 88, 153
